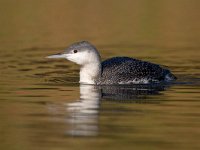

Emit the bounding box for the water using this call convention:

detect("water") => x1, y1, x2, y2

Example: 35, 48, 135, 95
0, 0, 200, 150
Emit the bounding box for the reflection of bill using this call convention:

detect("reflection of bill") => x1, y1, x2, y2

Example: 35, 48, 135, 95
66, 85, 101, 136
47, 83, 168, 137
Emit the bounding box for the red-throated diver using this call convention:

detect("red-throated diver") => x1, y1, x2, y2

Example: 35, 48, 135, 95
47, 41, 176, 85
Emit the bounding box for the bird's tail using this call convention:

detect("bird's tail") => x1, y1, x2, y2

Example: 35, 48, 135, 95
165, 72, 177, 81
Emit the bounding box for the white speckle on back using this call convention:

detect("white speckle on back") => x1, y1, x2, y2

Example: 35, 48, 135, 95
118, 78, 150, 84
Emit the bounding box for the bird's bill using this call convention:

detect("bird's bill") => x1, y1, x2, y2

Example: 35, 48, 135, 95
46, 53, 66, 59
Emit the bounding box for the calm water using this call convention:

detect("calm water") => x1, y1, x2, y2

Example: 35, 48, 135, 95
0, 0, 200, 150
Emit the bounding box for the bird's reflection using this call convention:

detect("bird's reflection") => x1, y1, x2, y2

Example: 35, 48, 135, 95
66, 85, 101, 136
65, 83, 168, 137
101, 84, 166, 101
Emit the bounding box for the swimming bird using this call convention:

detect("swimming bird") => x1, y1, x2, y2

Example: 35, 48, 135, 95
47, 41, 176, 85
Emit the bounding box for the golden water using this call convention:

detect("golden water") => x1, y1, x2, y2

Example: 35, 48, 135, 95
0, 0, 200, 150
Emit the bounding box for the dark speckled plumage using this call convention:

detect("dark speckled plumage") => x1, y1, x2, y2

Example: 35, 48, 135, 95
47, 41, 177, 85
97, 57, 176, 84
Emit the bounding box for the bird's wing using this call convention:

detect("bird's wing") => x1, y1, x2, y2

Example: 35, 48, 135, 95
101, 57, 167, 84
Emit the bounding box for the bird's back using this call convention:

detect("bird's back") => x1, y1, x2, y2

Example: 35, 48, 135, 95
98, 57, 176, 84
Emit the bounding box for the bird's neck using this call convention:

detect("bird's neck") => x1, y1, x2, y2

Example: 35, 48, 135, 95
79, 62, 102, 84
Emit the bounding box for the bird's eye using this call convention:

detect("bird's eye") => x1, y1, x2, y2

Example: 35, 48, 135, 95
73, 50, 78, 53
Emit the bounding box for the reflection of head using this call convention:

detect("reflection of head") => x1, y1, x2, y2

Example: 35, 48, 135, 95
46, 82, 169, 137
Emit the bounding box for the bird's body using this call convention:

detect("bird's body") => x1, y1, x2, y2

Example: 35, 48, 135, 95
98, 57, 175, 84
47, 41, 176, 85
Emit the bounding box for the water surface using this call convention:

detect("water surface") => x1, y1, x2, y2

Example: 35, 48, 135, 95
0, 0, 200, 150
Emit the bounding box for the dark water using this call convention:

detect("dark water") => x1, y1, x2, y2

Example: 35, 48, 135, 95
0, 0, 200, 150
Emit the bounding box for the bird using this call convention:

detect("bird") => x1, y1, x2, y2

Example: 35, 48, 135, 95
47, 41, 176, 85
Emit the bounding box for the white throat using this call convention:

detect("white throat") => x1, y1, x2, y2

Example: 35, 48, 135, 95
80, 62, 101, 84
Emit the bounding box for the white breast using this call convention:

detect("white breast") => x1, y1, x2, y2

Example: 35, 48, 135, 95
79, 63, 101, 84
